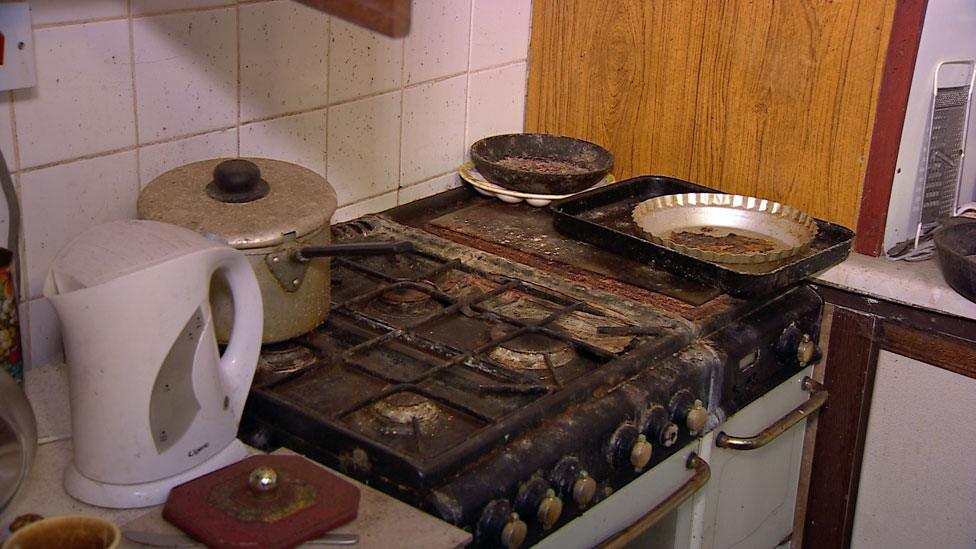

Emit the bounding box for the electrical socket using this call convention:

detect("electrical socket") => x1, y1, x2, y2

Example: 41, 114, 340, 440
0, 3, 35, 92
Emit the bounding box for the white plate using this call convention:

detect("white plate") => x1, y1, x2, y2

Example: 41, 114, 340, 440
458, 161, 614, 207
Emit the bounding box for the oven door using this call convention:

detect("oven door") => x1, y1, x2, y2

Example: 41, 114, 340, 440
535, 442, 708, 549
694, 365, 822, 549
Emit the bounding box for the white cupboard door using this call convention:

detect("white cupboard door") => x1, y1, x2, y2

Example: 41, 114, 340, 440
696, 366, 814, 549
851, 351, 976, 549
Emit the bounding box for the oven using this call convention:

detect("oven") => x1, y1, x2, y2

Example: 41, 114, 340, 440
238, 188, 826, 547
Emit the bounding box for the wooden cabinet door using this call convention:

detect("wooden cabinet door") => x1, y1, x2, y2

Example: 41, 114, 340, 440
526, 0, 896, 229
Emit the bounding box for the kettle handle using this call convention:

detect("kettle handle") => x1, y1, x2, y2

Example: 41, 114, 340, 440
214, 251, 263, 416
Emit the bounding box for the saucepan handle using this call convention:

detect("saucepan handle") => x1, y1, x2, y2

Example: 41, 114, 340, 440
296, 240, 414, 260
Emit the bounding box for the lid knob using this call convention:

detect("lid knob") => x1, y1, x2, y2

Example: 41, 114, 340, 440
207, 159, 270, 203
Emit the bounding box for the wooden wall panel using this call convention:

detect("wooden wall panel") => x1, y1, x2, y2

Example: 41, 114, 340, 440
525, 0, 707, 180
526, 0, 896, 229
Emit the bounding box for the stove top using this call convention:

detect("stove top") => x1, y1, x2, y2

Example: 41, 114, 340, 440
240, 191, 823, 547
245, 217, 694, 483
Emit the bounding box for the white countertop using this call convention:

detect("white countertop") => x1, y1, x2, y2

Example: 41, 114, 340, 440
1, 363, 471, 548
814, 253, 976, 321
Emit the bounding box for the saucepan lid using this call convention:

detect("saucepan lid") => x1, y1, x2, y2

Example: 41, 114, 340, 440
138, 158, 338, 250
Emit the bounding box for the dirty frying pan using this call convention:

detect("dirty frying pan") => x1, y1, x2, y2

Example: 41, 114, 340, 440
470, 133, 613, 195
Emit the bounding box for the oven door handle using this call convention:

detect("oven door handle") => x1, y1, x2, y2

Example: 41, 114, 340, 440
600, 453, 711, 549
716, 376, 828, 451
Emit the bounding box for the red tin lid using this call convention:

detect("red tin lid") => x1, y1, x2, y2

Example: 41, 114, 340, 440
163, 455, 360, 549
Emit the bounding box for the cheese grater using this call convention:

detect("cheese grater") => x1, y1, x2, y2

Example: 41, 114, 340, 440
915, 60, 975, 246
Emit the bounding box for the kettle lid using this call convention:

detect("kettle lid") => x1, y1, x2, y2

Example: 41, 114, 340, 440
45, 220, 224, 293
137, 158, 338, 250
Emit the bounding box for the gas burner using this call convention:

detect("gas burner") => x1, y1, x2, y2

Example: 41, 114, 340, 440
255, 342, 318, 381
364, 282, 444, 319
370, 392, 442, 436
488, 327, 575, 370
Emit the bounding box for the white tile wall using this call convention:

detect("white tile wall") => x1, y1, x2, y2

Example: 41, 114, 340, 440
466, 63, 528, 147
329, 18, 402, 104
404, 0, 471, 85
240, 109, 329, 177
470, 0, 532, 70
13, 20, 135, 168
239, 1, 329, 122
132, 8, 237, 142
4, 1, 530, 370
327, 92, 400, 206
28, 0, 127, 26
401, 75, 467, 184
138, 127, 237, 185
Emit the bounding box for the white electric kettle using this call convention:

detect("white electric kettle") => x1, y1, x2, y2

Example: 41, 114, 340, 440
43, 220, 263, 508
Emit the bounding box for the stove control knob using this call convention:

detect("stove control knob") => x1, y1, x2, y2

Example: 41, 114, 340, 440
630, 434, 653, 471
776, 324, 820, 366
642, 404, 680, 448
537, 489, 563, 530
516, 477, 563, 530
477, 500, 527, 549
797, 333, 817, 365
572, 471, 597, 508
686, 400, 708, 436
607, 423, 639, 469
501, 513, 528, 549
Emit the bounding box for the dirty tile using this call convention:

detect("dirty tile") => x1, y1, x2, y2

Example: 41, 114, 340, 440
327, 92, 400, 206
133, 8, 237, 142
26, 298, 61, 370
20, 151, 138, 299
332, 191, 397, 223
466, 63, 526, 148
240, 110, 328, 177
400, 75, 466, 184
403, 0, 470, 85
329, 17, 402, 103
240, 1, 329, 122
131, 0, 232, 15
0, 95, 14, 171
138, 128, 237, 186
28, 0, 127, 26
399, 172, 460, 204
470, 0, 531, 70
13, 20, 135, 168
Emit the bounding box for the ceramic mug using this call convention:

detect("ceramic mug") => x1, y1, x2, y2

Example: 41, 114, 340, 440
2, 515, 120, 549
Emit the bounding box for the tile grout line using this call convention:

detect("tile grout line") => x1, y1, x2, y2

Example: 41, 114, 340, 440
463, 0, 475, 166
31, 3, 244, 30
323, 12, 332, 184
5, 89, 28, 310
395, 13, 407, 205
235, 1, 242, 157
127, 0, 143, 187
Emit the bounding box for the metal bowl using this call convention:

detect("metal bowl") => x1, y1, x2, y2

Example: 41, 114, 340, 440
632, 193, 818, 264
0, 368, 36, 514
469, 134, 613, 195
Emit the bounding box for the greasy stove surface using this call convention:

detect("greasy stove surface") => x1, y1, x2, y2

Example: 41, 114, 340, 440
246, 216, 696, 486
240, 190, 821, 546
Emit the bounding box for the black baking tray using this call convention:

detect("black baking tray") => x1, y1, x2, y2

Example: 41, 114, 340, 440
551, 175, 855, 298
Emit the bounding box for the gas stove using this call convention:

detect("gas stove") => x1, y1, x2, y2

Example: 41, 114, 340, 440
239, 191, 822, 547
